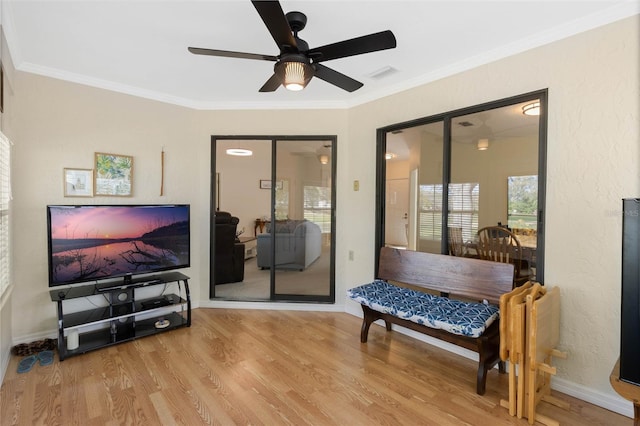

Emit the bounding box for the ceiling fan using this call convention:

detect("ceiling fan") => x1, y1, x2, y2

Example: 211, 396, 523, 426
188, 0, 397, 93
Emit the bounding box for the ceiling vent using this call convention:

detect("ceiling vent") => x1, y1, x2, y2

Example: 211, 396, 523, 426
368, 66, 397, 80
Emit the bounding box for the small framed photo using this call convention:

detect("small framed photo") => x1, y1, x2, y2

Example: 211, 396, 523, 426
259, 179, 271, 189
259, 180, 283, 190
64, 168, 94, 197
94, 152, 133, 196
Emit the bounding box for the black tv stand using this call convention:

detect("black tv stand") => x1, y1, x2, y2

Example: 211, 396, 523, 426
49, 271, 191, 361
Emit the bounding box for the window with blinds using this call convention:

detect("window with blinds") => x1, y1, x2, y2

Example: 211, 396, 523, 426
507, 175, 538, 230
448, 182, 479, 242
418, 182, 479, 241
303, 184, 331, 233
418, 184, 443, 240
0, 132, 11, 298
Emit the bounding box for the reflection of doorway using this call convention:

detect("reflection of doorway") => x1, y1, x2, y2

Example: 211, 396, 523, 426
385, 178, 408, 248
211, 136, 335, 303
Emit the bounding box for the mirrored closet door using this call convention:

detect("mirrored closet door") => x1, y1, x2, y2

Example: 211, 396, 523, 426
211, 136, 335, 303
376, 91, 547, 282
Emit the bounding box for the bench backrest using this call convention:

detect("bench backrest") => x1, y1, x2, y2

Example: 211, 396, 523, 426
377, 247, 515, 304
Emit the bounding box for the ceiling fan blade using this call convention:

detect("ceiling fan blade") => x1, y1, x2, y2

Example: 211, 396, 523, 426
314, 64, 363, 92
188, 47, 277, 62
251, 0, 297, 50
308, 30, 396, 63
259, 73, 282, 92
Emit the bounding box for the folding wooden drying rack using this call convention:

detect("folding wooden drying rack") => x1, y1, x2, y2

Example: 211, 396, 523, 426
499, 282, 568, 425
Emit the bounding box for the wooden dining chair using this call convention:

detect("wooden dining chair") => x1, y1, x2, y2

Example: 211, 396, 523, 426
477, 226, 531, 287
447, 227, 468, 257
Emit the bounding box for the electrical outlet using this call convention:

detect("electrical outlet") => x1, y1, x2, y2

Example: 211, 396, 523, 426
353, 180, 359, 191
348, 250, 354, 261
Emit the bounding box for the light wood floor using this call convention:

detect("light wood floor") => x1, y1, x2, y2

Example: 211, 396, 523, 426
1, 309, 630, 425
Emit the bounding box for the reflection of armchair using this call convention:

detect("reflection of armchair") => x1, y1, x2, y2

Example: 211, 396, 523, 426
213, 211, 245, 285
256, 220, 322, 271
477, 226, 531, 287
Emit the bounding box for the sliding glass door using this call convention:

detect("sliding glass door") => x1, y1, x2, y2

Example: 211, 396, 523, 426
211, 136, 335, 303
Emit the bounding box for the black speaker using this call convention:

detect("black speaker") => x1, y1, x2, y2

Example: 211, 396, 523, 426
620, 198, 640, 386
108, 288, 134, 305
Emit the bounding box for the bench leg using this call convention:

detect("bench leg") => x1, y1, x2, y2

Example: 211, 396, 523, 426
360, 305, 387, 343
476, 333, 502, 395
477, 363, 489, 395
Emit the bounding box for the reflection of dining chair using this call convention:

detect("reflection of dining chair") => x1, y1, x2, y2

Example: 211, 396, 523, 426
448, 227, 468, 257
477, 226, 531, 287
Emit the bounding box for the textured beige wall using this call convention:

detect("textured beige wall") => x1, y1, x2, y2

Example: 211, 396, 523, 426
5, 14, 638, 413
9, 74, 348, 341
344, 16, 639, 404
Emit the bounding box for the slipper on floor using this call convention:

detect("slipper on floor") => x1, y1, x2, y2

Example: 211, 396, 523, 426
17, 355, 37, 373
38, 350, 54, 367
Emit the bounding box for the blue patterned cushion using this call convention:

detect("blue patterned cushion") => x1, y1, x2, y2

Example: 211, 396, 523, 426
347, 280, 499, 338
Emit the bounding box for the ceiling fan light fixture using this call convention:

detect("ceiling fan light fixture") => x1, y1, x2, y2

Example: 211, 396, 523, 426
318, 154, 329, 164
522, 101, 541, 116
477, 139, 489, 151
276, 55, 314, 91
226, 148, 253, 156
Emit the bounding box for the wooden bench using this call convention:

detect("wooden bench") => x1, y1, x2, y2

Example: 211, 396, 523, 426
348, 247, 515, 395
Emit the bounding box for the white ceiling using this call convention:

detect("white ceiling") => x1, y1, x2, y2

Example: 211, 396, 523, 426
3, 1, 638, 110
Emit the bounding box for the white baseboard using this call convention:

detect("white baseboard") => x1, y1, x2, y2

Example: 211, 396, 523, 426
0, 345, 10, 386
199, 299, 345, 312
552, 376, 634, 418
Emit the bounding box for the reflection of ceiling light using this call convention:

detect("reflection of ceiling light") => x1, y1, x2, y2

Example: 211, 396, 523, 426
522, 102, 540, 116
275, 55, 314, 91
385, 152, 396, 160
477, 139, 489, 151
316, 145, 331, 164
226, 148, 253, 156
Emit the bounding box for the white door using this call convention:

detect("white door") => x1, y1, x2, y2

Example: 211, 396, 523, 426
385, 178, 409, 248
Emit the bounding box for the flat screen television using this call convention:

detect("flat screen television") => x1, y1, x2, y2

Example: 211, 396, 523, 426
47, 204, 190, 287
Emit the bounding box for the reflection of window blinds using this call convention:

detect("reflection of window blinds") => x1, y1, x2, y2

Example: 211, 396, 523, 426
448, 183, 479, 242
0, 132, 12, 299
303, 185, 331, 233
418, 183, 479, 241
418, 184, 442, 240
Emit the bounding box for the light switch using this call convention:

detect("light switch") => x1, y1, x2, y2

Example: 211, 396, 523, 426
353, 180, 359, 191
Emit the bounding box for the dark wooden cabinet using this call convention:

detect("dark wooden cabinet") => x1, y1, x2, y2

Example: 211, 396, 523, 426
621, 198, 640, 386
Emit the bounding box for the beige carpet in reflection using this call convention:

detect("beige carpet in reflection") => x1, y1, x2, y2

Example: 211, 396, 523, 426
214, 246, 331, 300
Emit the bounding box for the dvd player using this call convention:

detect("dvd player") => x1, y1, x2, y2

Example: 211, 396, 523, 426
141, 296, 173, 309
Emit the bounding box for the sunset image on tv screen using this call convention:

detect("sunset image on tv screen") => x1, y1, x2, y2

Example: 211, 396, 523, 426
47, 205, 190, 286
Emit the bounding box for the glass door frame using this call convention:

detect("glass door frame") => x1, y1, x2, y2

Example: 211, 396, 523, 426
211, 135, 336, 303
375, 90, 548, 282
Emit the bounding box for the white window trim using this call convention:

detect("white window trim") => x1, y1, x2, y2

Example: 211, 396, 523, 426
0, 131, 13, 305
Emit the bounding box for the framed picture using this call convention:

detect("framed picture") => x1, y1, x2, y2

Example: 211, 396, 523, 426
94, 152, 133, 196
63, 168, 93, 197
259, 179, 283, 190
259, 179, 271, 189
